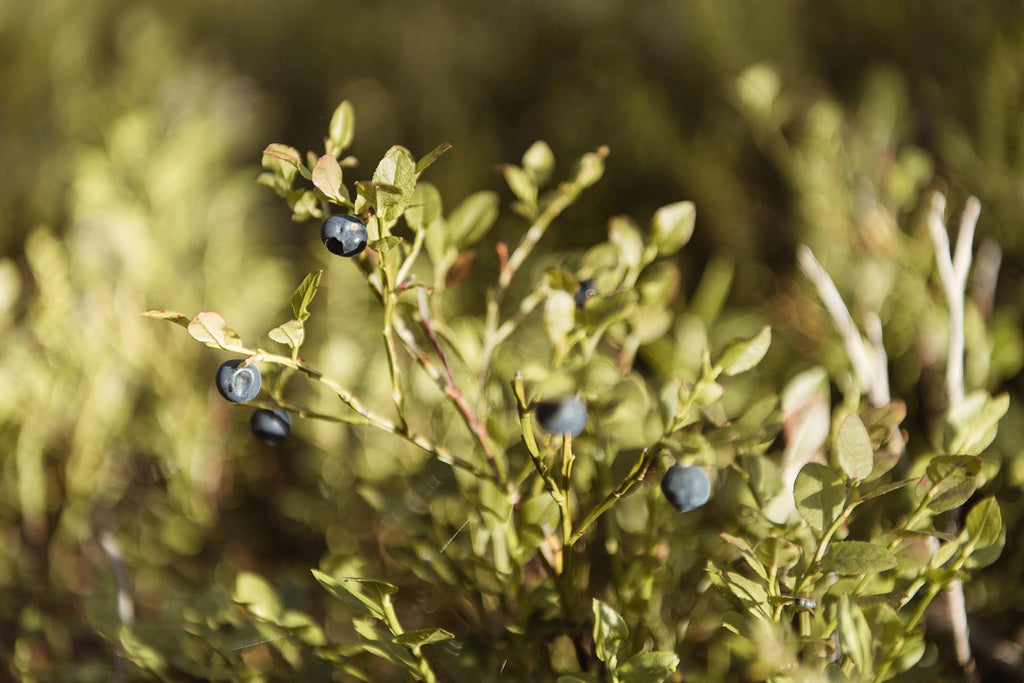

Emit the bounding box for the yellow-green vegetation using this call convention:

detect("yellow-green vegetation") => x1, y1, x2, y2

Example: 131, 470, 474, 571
3, 2, 1024, 681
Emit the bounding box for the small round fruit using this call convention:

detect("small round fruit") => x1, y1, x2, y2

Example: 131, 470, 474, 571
321, 214, 368, 257
574, 278, 597, 309
535, 396, 587, 437
661, 464, 711, 512
215, 359, 261, 403
250, 408, 292, 445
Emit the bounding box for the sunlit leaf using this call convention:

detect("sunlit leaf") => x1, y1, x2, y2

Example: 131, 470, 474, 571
291, 270, 323, 322
794, 462, 845, 531
650, 201, 695, 256
836, 414, 873, 481
717, 326, 772, 376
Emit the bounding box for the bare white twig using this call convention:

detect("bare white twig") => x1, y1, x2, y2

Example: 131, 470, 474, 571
926, 191, 982, 682
100, 532, 133, 683
926, 192, 980, 413
99, 532, 134, 626
796, 245, 887, 407
971, 238, 1002, 319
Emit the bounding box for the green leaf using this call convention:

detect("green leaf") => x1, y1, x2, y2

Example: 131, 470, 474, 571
449, 191, 499, 249
326, 100, 355, 156
311, 569, 398, 621
544, 291, 575, 349
370, 236, 403, 255
836, 593, 873, 677
312, 154, 344, 202
819, 541, 897, 575
608, 216, 645, 268
187, 311, 244, 350
502, 164, 537, 206
352, 618, 419, 671
754, 537, 802, 572
522, 140, 555, 186
965, 496, 1002, 549
262, 143, 302, 185
556, 675, 603, 683
280, 610, 327, 647
234, 571, 283, 622
794, 462, 845, 531
572, 148, 606, 188
269, 319, 305, 349
592, 599, 628, 664
836, 414, 873, 481
141, 310, 190, 328
920, 454, 982, 512
416, 142, 452, 176
373, 146, 417, 224
544, 268, 578, 294
948, 392, 1009, 455
406, 183, 443, 232
617, 651, 680, 683
291, 270, 323, 322
716, 325, 772, 376
392, 628, 454, 648
583, 290, 638, 330
650, 201, 696, 256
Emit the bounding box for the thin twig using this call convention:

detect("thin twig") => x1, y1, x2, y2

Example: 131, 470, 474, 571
925, 191, 982, 683
796, 246, 884, 406
416, 289, 507, 485
100, 532, 133, 683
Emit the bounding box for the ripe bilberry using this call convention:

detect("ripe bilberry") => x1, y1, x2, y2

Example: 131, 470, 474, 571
250, 408, 292, 445
535, 396, 587, 437
321, 214, 368, 257
215, 359, 261, 403
660, 464, 711, 512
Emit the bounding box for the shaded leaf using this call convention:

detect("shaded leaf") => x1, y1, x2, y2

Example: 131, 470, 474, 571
794, 462, 845, 531
819, 541, 897, 575
406, 183, 443, 232
393, 628, 454, 648
449, 191, 499, 249
617, 651, 680, 683
592, 599, 628, 664
965, 496, 1002, 550
836, 593, 873, 676
920, 455, 982, 512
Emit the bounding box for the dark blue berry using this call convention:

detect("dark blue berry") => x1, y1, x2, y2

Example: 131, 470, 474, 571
661, 464, 711, 512
535, 396, 587, 437
250, 408, 292, 445
574, 278, 597, 308
215, 359, 261, 403
321, 214, 368, 257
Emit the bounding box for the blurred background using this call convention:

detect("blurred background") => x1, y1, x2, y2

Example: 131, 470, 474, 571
3, 0, 1024, 678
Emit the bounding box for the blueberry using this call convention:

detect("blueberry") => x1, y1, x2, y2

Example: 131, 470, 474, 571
215, 359, 261, 403
535, 396, 587, 437
574, 278, 597, 309
250, 408, 292, 445
321, 214, 368, 257
660, 464, 711, 512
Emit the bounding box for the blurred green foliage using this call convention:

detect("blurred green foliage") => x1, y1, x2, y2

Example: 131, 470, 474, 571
3, 0, 1024, 680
